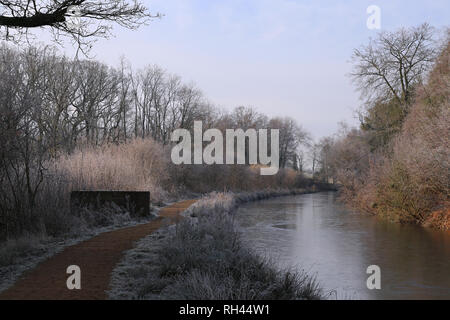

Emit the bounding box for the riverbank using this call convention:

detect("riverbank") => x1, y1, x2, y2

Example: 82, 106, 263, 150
423, 207, 450, 231
327, 41, 449, 232
1, 186, 329, 299
108, 187, 324, 300
336, 187, 450, 232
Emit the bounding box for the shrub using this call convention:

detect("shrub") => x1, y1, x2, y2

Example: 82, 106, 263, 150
330, 40, 449, 228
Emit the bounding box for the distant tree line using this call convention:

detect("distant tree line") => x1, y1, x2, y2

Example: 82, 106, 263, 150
0, 43, 312, 239
0, 43, 308, 162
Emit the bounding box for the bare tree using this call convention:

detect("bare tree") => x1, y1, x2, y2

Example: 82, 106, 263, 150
0, 0, 160, 53
176, 83, 203, 129
317, 137, 334, 182
351, 23, 438, 112
115, 57, 132, 142
296, 150, 305, 173
71, 60, 118, 145
269, 117, 309, 169
309, 144, 319, 177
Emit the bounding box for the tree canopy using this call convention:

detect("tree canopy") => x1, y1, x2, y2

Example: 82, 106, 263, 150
351, 23, 437, 109
350, 23, 439, 150
0, 1, 159, 53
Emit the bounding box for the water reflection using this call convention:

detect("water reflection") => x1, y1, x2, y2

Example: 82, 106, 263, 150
235, 192, 450, 300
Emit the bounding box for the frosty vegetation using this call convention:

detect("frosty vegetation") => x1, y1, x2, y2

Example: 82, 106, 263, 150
0, 42, 317, 287
108, 190, 323, 300
0, 42, 312, 245
312, 25, 449, 229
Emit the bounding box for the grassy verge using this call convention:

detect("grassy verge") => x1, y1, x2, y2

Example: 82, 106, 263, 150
108, 188, 323, 300
0, 204, 161, 294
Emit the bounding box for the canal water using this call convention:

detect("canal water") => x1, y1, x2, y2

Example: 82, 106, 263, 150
235, 192, 450, 299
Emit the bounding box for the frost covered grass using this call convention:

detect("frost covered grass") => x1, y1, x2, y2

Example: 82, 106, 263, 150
0, 204, 162, 294
109, 188, 323, 300
184, 188, 318, 218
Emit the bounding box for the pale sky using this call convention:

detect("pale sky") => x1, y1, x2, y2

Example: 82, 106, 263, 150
37, 0, 450, 139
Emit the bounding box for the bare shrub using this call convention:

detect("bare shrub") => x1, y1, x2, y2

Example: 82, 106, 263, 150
169, 162, 301, 195
373, 41, 450, 224
0, 236, 44, 267
0, 138, 170, 243
333, 38, 449, 227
